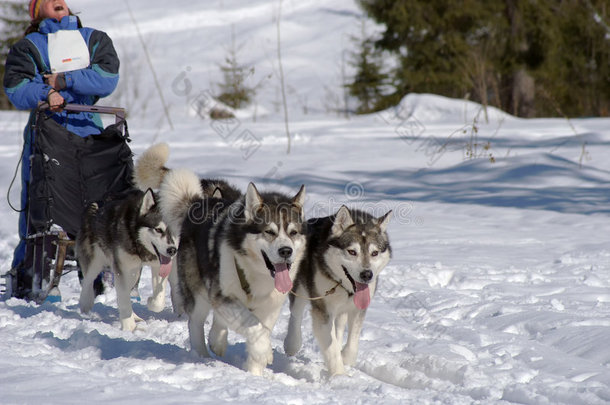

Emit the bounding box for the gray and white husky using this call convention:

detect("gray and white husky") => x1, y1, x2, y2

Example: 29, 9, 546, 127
77, 189, 178, 331
284, 206, 392, 376
157, 163, 306, 375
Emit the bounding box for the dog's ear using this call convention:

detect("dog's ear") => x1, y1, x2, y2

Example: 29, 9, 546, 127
291, 185, 306, 217
140, 188, 156, 215
331, 205, 353, 237
212, 187, 223, 199
244, 182, 263, 221
376, 210, 392, 232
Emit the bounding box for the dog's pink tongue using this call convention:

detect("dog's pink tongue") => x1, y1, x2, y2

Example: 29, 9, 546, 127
159, 255, 172, 278
274, 263, 292, 293
354, 282, 371, 310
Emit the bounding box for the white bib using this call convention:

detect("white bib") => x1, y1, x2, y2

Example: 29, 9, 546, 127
47, 30, 90, 73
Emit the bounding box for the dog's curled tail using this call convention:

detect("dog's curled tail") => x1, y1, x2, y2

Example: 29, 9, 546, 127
134, 143, 170, 190
159, 168, 203, 237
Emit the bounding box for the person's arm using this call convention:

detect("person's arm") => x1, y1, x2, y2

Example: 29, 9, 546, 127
61, 30, 120, 97
3, 38, 54, 110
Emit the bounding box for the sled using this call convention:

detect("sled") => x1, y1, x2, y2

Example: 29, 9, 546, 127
1, 103, 134, 303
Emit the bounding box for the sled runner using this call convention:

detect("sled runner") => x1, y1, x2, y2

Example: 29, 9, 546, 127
1, 103, 134, 303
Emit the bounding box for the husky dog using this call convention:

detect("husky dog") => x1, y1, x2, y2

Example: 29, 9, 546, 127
284, 206, 392, 376
159, 164, 306, 374
77, 189, 178, 331
133, 143, 242, 314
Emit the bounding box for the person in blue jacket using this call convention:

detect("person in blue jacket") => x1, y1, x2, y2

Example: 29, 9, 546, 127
3, 0, 120, 299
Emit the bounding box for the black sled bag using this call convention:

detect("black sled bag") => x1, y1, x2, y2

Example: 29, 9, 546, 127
28, 107, 134, 237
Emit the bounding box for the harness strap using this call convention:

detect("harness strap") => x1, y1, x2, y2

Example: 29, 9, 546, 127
234, 257, 252, 298
289, 280, 341, 301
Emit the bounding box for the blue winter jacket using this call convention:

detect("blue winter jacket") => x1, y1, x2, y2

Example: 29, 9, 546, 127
3, 16, 120, 136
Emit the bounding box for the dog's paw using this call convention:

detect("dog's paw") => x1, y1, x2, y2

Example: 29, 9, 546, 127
283, 331, 302, 356
245, 337, 271, 375
189, 335, 211, 357
266, 346, 274, 365
327, 363, 346, 377
245, 358, 265, 376
170, 294, 185, 316
120, 315, 138, 332
341, 347, 358, 367
209, 322, 228, 357
209, 338, 227, 357
192, 344, 211, 358
121, 318, 136, 332
325, 353, 346, 377
147, 296, 165, 313
78, 293, 94, 314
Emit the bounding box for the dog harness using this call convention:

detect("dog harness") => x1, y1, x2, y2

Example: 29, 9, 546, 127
234, 257, 252, 299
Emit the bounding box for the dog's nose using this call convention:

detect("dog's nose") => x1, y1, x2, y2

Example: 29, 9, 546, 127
167, 247, 177, 257
360, 270, 373, 282
278, 246, 293, 259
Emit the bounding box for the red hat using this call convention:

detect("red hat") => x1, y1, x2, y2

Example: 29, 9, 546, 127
29, 0, 42, 20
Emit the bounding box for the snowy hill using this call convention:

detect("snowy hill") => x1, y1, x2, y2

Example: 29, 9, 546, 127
84, 0, 366, 123
1, 1, 610, 404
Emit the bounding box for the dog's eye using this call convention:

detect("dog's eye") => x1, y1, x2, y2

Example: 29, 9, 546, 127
265, 230, 277, 237
289, 230, 298, 237
154, 228, 163, 234
347, 249, 357, 256
371, 251, 379, 257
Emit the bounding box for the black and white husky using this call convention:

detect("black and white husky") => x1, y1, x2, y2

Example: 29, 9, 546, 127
137, 143, 307, 375
133, 143, 243, 315
284, 206, 392, 376
77, 189, 178, 331
180, 181, 306, 375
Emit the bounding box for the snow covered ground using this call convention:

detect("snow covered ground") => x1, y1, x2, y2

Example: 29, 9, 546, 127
1, 1, 610, 404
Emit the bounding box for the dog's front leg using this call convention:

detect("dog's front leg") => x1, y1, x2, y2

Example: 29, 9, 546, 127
168, 261, 185, 315
214, 300, 270, 375
209, 314, 229, 357
147, 264, 166, 312
312, 309, 344, 376
335, 312, 348, 347
253, 300, 285, 366
115, 264, 142, 331
341, 309, 366, 367
246, 326, 272, 375
188, 295, 212, 357
284, 294, 307, 356
78, 254, 105, 314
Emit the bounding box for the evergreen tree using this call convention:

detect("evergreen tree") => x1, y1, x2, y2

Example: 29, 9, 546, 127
534, 0, 610, 117
347, 21, 389, 114
216, 28, 256, 110
0, 0, 30, 110
355, 0, 610, 117
358, 0, 507, 105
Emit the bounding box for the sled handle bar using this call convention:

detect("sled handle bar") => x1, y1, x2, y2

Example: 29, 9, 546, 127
37, 102, 126, 125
